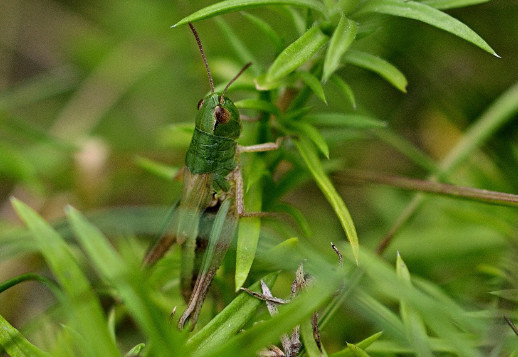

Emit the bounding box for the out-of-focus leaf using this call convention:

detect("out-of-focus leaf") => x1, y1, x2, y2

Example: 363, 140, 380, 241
173, 0, 327, 27
344, 50, 407, 92
288, 121, 330, 158
235, 99, 281, 116
323, 15, 357, 82
242, 12, 284, 53
301, 317, 327, 357
302, 113, 386, 129
135, 156, 180, 181
274, 203, 312, 236
266, 26, 328, 82
330, 75, 356, 109
295, 71, 327, 104
354, 0, 498, 56
294, 137, 359, 263
66, 207, 184, 356
0, 313, 51, 357
419, 0, 489, 10
490, 289, 518, 302
396, 253, 433, 357
345, 343, 369, 357
11, 199, 119, 357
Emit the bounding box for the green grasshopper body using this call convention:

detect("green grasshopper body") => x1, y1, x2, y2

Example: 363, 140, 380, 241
143, 23, 279, 329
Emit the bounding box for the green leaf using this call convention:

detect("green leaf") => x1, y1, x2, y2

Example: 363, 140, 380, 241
329, 331, 383, 356
344, 50, 407, 92
242, 12, 284, 53
11, 199, 119, 357
0, 273, 60, 296
396, 253, 433, 357
354, 0, 498, 56
266, 26, 328, 82
187, 273, 278, 353
234, 99, 281, 116
295, 71, 327, 104
125, 343, 146, 357
273, 203, 312, 236
135, 156, 180, 181
419, 0, 490, 10
302, 113, 386, 129
323, 15, 357, 82
330, 75, 356, 109
288, 121, 330, 158
301, 317, 327, 357
345, 343, 370, 357
0, 313, 51, 357
236, 156, 265, 290
294, 137, 360, 263
65, 206, 184, 356
173, 0, 327, 27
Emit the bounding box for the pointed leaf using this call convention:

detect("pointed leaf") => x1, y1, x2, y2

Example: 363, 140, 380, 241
266, 26, 328, 82
323, 15, 357, 82
420, 0, 489, 10
173, 0, 326, 27
289, 120, 330, 158
296, 71, 327, 104
302, 113, 386, 129
329, 331, 383, 356
242, 12, 284, 53
0, 313, 51, 357
135, 156, 180, 181
344, 50, 407, 92
354, 0, 498, 56
11, 198, 119, 357
294, 138, 360, 263
330, 75, 356, 109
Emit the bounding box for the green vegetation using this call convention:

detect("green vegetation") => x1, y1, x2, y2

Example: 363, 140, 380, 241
1, 0, 517, 355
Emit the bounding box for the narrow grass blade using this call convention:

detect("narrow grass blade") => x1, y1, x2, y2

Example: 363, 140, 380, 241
266, 26, 328, 82
294, 137, 360, 263
0, 313, 51, 357
11, 198, 119, 357
173, 0, 326, 27
329, 331, 383, 356
187, 273, 278, 353
295, 71, 327, 103
241, 12, 284, 53
323, 15, 357, 82
0, 273, 60, 297
235, 99, 281, 116
135, 156, 180, 180
344, 50, 407, 92
65, 206, 184, 356
302, 113, 386, 129
354, 0, 498, 56
420, 0, 489, 10
330, 75, 356, 109
396, 253, 433, 357
288, 121, 330, 158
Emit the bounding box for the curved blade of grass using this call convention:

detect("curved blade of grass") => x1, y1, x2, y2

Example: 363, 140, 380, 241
187, 273, 278, 354
330, 75, 356, 109
323, 15, 357, 83
214, 17, 261, 74
344, 50, 407, 92
0, 273, 60, 297
273, 203, 312, 236
354, 0, 498, 56
420, 0, 489, 10
0, 313, 51, 357
65, 206, 184, 356
236, 156, 265, 290
302, 113, 386, 129
294, 137, 359, 263
173, 0, 326, 27
396, 253, 433, 357
242, 12, 284, 53
329, 331, 383, 357
235, 99, 281, 116
266, 26, 328, 82
295, 71, 327, 104
289, 121, 330, 158
11, 198, 119, 357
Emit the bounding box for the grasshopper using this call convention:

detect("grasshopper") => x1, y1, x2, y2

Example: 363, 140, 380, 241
143, 23, 282, 329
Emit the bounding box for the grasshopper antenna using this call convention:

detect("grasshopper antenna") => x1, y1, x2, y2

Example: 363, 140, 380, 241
188, 22, 215, 94
221, 62, 252, 104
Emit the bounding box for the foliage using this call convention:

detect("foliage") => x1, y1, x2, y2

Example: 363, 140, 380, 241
1, 0, 518, 356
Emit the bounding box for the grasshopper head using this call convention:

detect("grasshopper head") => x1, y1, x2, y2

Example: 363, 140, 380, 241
195, 92, 241, 139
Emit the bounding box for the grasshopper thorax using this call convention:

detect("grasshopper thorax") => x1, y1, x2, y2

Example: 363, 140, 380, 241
195, 92, 241, 140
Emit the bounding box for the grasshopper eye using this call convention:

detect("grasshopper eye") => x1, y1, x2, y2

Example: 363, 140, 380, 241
214, 105, 230, 124
197, 98, 204, 110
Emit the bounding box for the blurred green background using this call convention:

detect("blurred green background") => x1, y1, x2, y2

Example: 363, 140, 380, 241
1, 0, 517, 351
